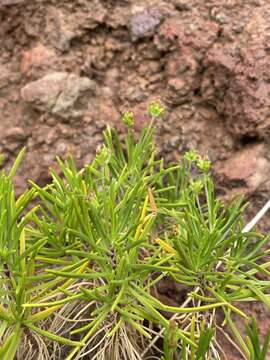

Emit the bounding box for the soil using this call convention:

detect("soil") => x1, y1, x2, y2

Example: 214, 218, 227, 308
1, 0, 270, 358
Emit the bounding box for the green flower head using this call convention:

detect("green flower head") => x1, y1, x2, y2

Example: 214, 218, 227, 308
184, 150, 199, 163
189, 180, 203, 195
148, 102, 165, 118
122, 111, 135, 127
196, 157, 211, 173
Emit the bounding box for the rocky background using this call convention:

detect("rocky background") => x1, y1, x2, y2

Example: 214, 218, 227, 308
0, 0, 270, 357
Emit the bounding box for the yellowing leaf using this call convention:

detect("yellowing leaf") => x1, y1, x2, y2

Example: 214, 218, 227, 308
148, 187, 157, 215
156, 238, 179, 258
135, 195, 149, 241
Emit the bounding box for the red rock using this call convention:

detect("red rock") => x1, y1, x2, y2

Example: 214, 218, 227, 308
215, 144, 270, 194
2, 127, 29, 153
166, 78, 192, 104
0, 64, 11, 90
202, 5, 270, 138
3, 127, 28, 141
156, 16, 219, 106
106, 6, 130, 28
46, 3, 107, 52
98, 101, 120, 126
46, 9, 76, 52
79, 0, 107, 28
138, 61, 161, 76
158, 16, 220, 54
20, 44, 57, 75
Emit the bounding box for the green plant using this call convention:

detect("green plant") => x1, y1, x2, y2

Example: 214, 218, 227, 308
24, 114, 200, 359
154, 151, 270, 359
0, 105, 269, 360
0, 150, 84, 360
246, 319, 270, 360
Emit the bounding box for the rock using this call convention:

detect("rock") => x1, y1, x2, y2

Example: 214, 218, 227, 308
3, 127, 28, 141
20, 44, 58, 75
130, 8, 163, 41
2, 127, 29, 152
156, 16, 220, 54
82, 99, 120, 130
166, 78, 193, 105
46, 3, 107, 52
118, 73, 148, 103
171, 0, 192, 11
156, 16, 219, 105
55, 141, 67, 155
164, 50, 198, 104
78, 0, 107, 29
98, 101, 120, 125
53, 74, 94, 115
0, 64, 11, 90
46, 117, 57, 127
107, 6, 130, 28
138, 61, 161, 76
21, 72, 67, 111
44, 128, 58, 145
202, 6, 270, 138
21, 72, 96, 118
46, 9, 76, 52
215, 144, 270, 194
0, 0, 24, 5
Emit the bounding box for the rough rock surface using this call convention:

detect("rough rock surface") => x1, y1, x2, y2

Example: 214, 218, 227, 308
202, 5, 270, 138
21, 72, 95, 118
0, 0, 269, 204
130, 8, 164, 40
20, 44, 58, 75
216, 144, 270, 195
0, 0, 269, 200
